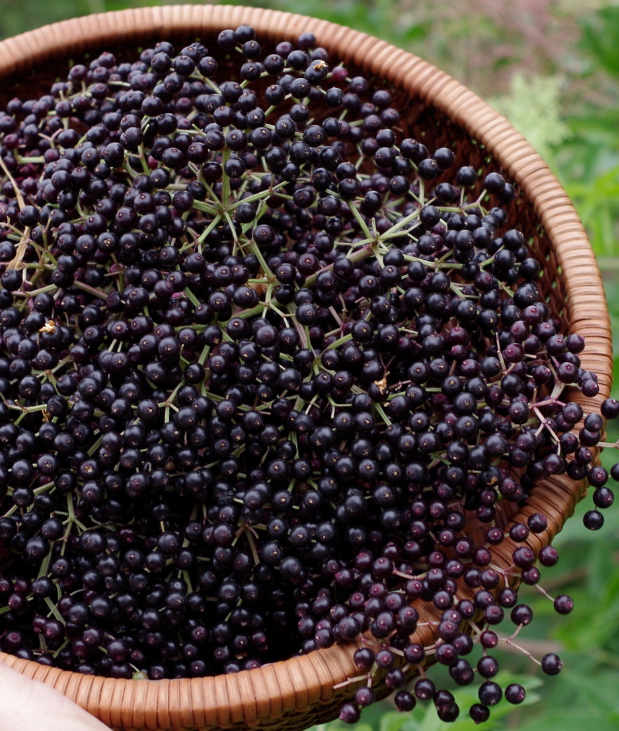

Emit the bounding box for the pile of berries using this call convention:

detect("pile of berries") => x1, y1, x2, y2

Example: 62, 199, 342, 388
0, 23, 615, 725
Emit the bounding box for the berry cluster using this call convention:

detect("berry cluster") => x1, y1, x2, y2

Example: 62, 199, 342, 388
0, 24, 615, 725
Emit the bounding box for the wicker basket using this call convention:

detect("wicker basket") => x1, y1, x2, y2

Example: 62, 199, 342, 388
0, 5, 612, 730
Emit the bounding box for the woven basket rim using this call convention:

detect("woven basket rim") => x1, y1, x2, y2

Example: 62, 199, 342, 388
0, 6, 612, 730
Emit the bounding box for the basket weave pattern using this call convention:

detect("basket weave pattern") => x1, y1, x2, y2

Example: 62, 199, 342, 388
0, 6, 612, 730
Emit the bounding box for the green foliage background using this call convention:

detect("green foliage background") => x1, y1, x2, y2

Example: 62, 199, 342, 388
3, 0, 619, 728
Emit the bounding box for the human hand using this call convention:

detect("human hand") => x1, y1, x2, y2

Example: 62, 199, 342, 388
0, 659, 107, 730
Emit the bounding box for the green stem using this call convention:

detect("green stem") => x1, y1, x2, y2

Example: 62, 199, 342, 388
348, 202, 372, 240
228, 182, 287, 210
197, 214, 222, 245
72, 280, 109, 300
324, 333, 352, 350
192, 200, 220, 216
222, 147, 231, 207
184, 287, 202, 308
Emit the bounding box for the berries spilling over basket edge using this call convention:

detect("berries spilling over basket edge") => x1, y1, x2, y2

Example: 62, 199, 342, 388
0, 23, 614, 725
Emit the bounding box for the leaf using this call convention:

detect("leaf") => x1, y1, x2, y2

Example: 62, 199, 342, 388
587, 540, 617, 601
380, 711, 411, 731
516, 709, 616, 731
561, 670, 619, 715
489, 73, 570, 163
556, 163, 619, 257
404, 22, 431, 42
579, 7, 619, 78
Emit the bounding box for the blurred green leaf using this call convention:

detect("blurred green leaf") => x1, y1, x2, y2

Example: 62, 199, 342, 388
517, 710, 617, 731
559, 165, 619, 256
580, 6, 619, 78
490, 73, 571, 162
561, 670, 619, 714
378, 712, 410, 731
